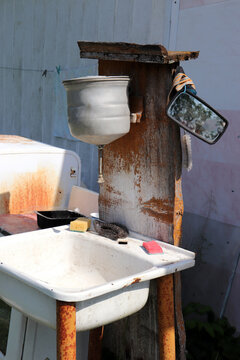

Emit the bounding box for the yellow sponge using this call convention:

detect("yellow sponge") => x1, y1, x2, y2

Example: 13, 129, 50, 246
70, 217, 91, 232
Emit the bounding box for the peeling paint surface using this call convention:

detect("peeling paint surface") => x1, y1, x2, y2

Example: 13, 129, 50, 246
141, 197, 174, 224
99, 61, 181, 243
98, 59, 182, 359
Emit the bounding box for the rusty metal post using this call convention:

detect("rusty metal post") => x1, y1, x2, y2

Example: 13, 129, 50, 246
56, 301, 76, 360
157, 275, 176, 359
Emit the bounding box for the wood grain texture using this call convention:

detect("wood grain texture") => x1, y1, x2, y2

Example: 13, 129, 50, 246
98, 59, 182, 359
173, 179, 186, 359
88, 327, 104, 360
98, 60, 181, 242
78, 41, 199, 64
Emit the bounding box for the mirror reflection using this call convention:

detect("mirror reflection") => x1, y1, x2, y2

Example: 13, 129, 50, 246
167, 91, 228, 143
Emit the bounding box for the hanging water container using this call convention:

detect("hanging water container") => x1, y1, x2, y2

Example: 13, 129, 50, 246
63, 76, 131, 145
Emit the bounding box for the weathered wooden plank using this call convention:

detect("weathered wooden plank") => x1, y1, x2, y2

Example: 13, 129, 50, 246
78, 51, 167, 64
167, 50, 199, 62
78, 41, 199, 64
98, 60, 180, 241
78, 41, 169, 56
173, 178, 186, 359
98, 59, 181, 359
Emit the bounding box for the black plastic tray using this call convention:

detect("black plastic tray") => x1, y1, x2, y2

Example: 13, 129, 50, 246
36, 210, 85, 229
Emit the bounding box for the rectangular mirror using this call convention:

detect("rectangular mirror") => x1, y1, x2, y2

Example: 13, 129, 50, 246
166, 90, 228, 144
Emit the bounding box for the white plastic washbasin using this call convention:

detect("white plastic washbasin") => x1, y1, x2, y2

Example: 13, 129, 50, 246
0, 226, 195, 331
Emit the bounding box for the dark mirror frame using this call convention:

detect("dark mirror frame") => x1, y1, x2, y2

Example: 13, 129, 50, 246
166, 90, 229, 144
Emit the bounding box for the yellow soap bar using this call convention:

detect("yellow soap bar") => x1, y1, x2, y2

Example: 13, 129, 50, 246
70, 217, 91, 232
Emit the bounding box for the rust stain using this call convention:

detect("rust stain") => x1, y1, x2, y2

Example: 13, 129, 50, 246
103, 122, 144, 174
134, 174, 142, 194
0, 168, 63, 214
105, 184, 121, 196
57, 301, 76, 360
131, 277, 141, 284
123, 277, 141, 288
0, 192, 10, 214
99, 193, 122, 210
141, 197, 174, 224
173, 178, 186, 358
173, 178, 184, 247
157, 275, 176, 360
0, 135, 34, 143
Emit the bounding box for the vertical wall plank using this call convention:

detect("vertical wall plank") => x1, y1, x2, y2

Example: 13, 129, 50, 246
113, 0, 133, 42
130, 0, 153, 44
97, 0, 116, 42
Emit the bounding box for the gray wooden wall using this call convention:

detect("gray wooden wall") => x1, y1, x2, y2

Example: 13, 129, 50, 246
0, 0, 172, 191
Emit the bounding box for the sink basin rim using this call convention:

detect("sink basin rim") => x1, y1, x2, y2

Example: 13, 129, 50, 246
0, 226, 195, 302
0, 259, 194, 302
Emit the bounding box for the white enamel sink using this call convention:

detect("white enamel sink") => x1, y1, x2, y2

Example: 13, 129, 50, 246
0, 226, 195, 331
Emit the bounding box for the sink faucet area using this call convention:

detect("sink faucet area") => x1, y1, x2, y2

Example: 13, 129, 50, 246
0, 225, 194, 332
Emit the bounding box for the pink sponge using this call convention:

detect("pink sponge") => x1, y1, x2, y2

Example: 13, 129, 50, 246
143, 240, 163, 254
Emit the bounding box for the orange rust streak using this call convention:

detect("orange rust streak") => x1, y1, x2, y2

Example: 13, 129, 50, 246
131, 277, 141, 285
57, 301, 76, 360
141, 197, 174, 224
173, 179, 184, 247
5, 168, 63, 214
173, 178, 186, 358
123, 277, 141, 288
157, 275, 176, 360
105, 184, 121, 196
0, 192, 10, 214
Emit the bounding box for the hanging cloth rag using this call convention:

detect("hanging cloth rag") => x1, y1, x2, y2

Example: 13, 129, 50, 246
167, 66, 197, 104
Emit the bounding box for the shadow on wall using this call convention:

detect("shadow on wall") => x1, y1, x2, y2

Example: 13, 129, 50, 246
181, 211, 240, 332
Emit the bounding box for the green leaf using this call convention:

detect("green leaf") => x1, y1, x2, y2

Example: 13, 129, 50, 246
185, 319, 198, 330
212, 323, 224, 336
202, 322, 215, 338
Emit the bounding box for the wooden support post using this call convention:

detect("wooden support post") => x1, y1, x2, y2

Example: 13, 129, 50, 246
77, 41, 199, 360
56, 301, 76, 360
88, 326, 104, 360
173, 178, 186, 359
98, 59, 179, 360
